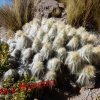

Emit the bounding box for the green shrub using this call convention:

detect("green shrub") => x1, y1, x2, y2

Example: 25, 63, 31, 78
0, 41, 12, 74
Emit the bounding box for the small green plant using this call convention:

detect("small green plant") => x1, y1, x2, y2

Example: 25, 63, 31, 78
0, 41, 12, 74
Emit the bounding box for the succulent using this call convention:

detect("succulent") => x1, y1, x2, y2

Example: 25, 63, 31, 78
77, 65, 96, 87
21, 48, 34, 65
3, 69, 18, 82
0, 18, 100, 100
7, 18, 99, 87
31, 61, 44, 78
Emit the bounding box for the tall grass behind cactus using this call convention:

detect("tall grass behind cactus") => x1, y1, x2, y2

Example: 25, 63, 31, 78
57, 0, 100, 31
0, 0, 34, 31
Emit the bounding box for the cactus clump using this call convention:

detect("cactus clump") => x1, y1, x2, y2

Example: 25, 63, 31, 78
0, 18, 100, 99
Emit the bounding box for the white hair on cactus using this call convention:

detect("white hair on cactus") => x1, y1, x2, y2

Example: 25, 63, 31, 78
57, 29, 67, 40
92, 45, 100, 64
93, 45, 100, 56
9, 42, 16, 53
77, 65, 96, 86
21, 48, 34, 65
18, 68, 25, 77
80, 32, 90, 46
65, 24, 72, 34
44, 70, 56, 81
29, 22, 40, 38
56, 47, 67, 62
15, 30, 24, 40
47, 58, 61, 72
55, 21, 65, 34
16, 35, 32, 50
3, 69, 18, 81
41, 17, 48, 25
32, 53, 43, 64
31, 61, 44, 77
42, 34, 52, 44
32, 38, 42, 53
76, 26, 86, 35
48, 24, 57, 41
36, 28, 46, 41
65, 51, 82, 74
10, 48, 21, 58
67, 28, 77, 38
78, 44, 93, 63
41, 18, 55, 33
30, 18, 41, 25
53, 35, 65, 50
40, 42, 52, 60
87, 34, 97, 44
7, 39, 15, 45
22, 23, 31, 34
66, 36, 79, 50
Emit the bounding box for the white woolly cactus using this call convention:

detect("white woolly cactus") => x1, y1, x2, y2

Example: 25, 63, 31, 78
77, 65, 96, 86
76, 26, 86, 35
15, 30, 24, 40
67, 28, 77, 38
41, 17, 48, 26
65, 24, 72, 34
65, 51, 82, 74
21, 48, 34, 65
92, 45, 100, 64
40, 42, 53, 60
6, 18, 100, 89
47, 58, 61, 72
79, 32, 90, 45
41, 18, 55, 33
3, 69, 18, 81
53, 35, 65, 50
36, 28, 46, 41
48, 24, 57, 41
28, 19, 40, 38
87, 34, 97, 44
22, 23, 31, 34
66, 36, 79, 50
31, 61, 44, 78
56, 47, 67, 62
10, 48, 21, 58
55, 21, 65, 34
78, 44, 93, 63
42, 34, 52, 44
32, 53, 43, 63
32, 38, 42, 53
44, 70, 56, 81
16, 35, 32, 50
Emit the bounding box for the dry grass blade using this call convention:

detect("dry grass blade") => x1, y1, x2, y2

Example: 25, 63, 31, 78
0, 0, 34, 31
57, 0, 100, 31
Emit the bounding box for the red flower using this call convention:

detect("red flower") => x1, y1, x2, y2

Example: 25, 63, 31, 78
37, 82, 43, 88
19, 82, 27, 90
42, 81, 49, 87
29, 82, 37, 89
11, 86, 16, 93
49, 80, 56, 87
0, 88, 3, 94
3, 88, 8, 95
